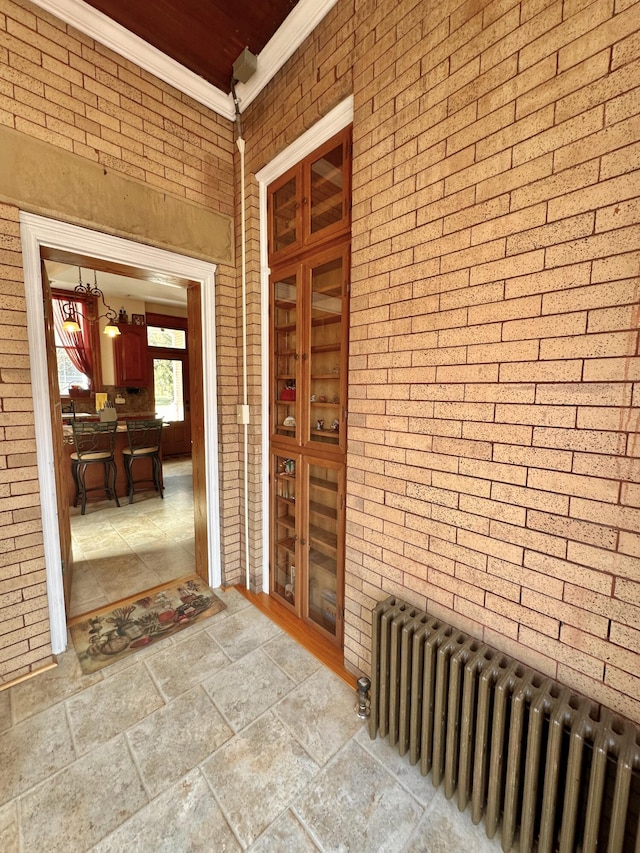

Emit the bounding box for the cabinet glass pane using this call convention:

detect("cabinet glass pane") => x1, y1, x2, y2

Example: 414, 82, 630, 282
273, 455, 297, 605
310, 143, 344, 235
309, 256, 342, 446
273, 273, 298, 440
307, 463, 338, 636
272, 177, 298, 252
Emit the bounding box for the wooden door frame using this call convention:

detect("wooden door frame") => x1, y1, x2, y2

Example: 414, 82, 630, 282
20, 213, 221, 655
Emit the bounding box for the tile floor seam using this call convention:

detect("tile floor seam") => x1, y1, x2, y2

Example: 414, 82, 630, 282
199, 764, 247, 851
62, 698, 81, 762
121, 728, 154, 812
356, 730, 437, 809
288, 804, 326, 853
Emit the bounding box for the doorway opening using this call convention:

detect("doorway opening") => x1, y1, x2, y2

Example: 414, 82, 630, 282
21, 213, 221, 655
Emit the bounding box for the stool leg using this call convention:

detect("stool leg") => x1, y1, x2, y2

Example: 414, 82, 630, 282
110, 459, 120, 508
78, 462, 87, 515
153, 454, 164, 499
127, 456, 134, 504
71, 461, 80, 508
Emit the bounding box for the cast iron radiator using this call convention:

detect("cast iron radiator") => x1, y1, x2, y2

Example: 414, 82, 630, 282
368, 596, 640, 853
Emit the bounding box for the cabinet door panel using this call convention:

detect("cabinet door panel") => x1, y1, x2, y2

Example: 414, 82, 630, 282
268, 166, 302, 261
308, 133, 350, 243
114, 323, 149, 387
305, 458, 344, 641
271, 453, 299, 608
307, 247, 348, 452
271, 268, 301, 443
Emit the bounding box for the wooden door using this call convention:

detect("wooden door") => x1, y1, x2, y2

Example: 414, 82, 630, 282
41, 261, 74, 611
186, 287, 208, 584
146, 313, 191, 457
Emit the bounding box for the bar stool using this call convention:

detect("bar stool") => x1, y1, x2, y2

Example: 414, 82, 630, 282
71, 421, 120, 515
122, 419, 164, 503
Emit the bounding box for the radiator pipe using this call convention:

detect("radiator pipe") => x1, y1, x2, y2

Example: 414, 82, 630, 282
355, 676, 371, 719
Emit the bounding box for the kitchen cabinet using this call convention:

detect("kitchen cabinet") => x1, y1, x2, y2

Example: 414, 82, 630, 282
114, 323, 149, 387
270, 242, 349, 454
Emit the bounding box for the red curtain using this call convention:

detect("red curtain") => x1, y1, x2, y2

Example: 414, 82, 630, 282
52, 295, 95, 388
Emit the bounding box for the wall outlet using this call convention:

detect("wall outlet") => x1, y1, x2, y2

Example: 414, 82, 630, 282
115, 395, 125, 404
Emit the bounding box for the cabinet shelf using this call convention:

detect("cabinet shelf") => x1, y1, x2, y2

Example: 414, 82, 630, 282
309, 548, 336, 573
309, 500, 336, 520
311, 315, 340, 328
309, 523, 337, 552
275, 322, 296, 332
275, 513, 296, 529
276, 496, 296, 509
275, 536, 296, 551
311, 343, 341, 354
309, 476, 338, 492
311, 374, 340, 380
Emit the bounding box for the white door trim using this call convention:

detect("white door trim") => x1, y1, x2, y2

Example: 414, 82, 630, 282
255, 96, 354, 591
20, 212, 221, 654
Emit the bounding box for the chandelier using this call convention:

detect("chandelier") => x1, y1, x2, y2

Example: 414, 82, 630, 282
61, 268, 121, 338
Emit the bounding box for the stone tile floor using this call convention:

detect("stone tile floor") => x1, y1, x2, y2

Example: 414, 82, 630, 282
69, 457, 195, 617
0, 588, 504, 852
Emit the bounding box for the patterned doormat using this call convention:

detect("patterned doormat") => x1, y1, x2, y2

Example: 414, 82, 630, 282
70, 577, 226, 674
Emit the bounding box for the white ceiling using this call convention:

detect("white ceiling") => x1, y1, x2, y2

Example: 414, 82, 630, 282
45, 261, 188, 307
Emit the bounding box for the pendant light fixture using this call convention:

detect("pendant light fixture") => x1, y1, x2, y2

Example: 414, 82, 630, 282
61, 268, 121, 337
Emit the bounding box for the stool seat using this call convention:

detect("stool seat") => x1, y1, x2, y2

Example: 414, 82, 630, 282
123, 419, 164, 503
71, 421, 120, 515
70, 450, 113, 462
122, 445, 159, 457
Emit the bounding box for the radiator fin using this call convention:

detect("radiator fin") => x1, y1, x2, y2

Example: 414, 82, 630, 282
369, 596, 640, 852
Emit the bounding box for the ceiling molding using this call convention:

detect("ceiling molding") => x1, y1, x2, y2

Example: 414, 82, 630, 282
30, 0, 338, 121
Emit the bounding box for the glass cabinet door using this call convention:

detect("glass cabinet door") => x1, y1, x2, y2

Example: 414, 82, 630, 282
305, 459, 343, 639
272, 269, 299, 442
269, 168, 301, 258
308, 249, 347, 449
307, 130, 351, 246
271, 453, 299, 607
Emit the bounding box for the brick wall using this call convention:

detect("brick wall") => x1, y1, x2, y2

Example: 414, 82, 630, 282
0, 0, 238, 683
244, 0, 640, 723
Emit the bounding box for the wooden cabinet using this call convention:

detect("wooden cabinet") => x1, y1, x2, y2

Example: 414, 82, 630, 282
270, 452, 344, 642
113, 323, 149, 387
268, 128, 351, 647
270, 242, 349, 454
267, 127, 351, 264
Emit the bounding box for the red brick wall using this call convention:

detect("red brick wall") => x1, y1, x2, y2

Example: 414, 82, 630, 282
245, 0, 640, 723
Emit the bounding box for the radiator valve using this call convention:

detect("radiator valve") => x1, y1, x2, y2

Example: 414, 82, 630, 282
355, 675, 371, 719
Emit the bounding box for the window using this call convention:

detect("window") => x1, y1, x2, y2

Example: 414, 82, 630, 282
147, 326, 186, 349
55, 327, 89, 392
52, 291, 102, 394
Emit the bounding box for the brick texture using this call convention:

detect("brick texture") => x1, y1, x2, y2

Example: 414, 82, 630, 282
2, 0, 640, 725
242, 0, 640, 725
0, 0, 238, 684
